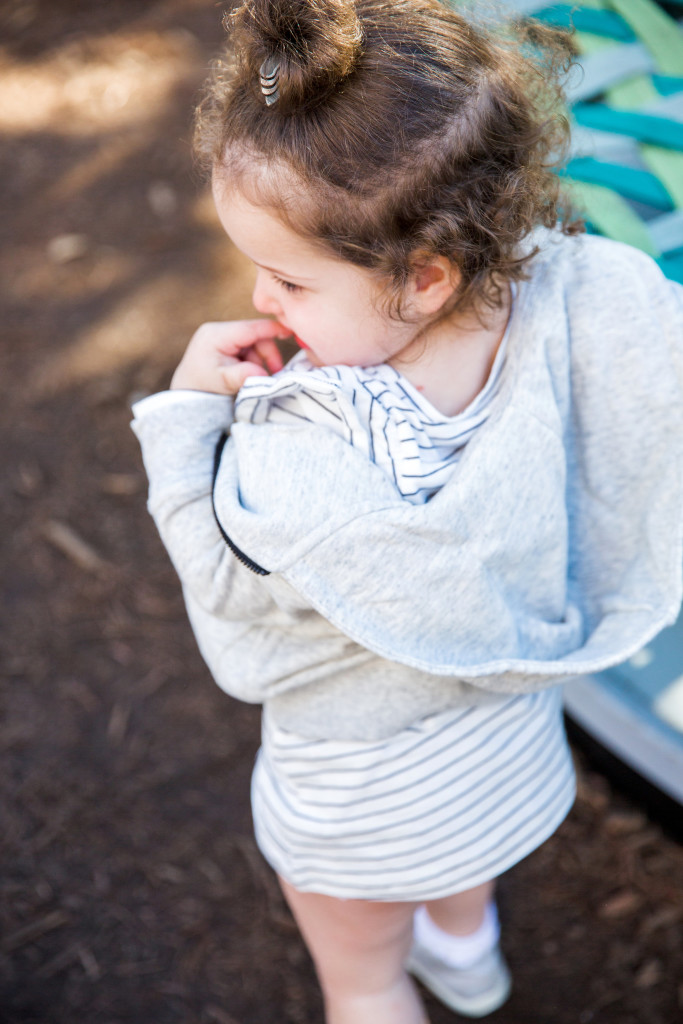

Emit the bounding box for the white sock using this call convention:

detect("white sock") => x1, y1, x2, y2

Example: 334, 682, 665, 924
413, 901, 500, 970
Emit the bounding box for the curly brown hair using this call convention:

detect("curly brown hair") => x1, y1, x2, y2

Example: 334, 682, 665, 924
195, 0, 581, 321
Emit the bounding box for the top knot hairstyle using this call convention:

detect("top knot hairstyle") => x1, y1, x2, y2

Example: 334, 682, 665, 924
236, 0, 363, 114
195, 0, 580, 319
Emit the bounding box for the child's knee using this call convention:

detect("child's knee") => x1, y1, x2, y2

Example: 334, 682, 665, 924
283, 888, 416, 991
319, 900, 415, 970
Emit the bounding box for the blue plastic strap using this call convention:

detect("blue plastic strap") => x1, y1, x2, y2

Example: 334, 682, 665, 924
565, 43, 655, 104
649, 209, 683, 255
569, 125, 644, 167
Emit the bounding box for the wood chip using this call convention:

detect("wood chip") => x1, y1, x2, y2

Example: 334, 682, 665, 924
634, 959, 663, 989
137, 667, 170, 696
198, 858, 225, 885
77, 945, 101, 981
155, 864, 184, 884
622, 826, 660, 851
100, 472, 140, 495
639, 904, 682, 935
36, 942, 81, 978
135, 588, 176, 618
3, 910, 70, 952
58, 678, 99, 713
42, 519, 109, 574
604, 810, 648, 835
155, 981, 190, 997
599, 889, 642, 919
113, 960, 164, 977
575, 773, 610, 812
107, 702, 130, 745
205, 1006, 241, 1024
47, 233, 88, 263
15, 461, 44, 497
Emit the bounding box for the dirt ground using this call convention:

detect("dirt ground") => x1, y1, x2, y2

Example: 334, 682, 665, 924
1, 2, 682, 1022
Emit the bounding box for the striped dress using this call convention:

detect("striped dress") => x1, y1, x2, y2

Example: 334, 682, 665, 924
238, 306, 576, 901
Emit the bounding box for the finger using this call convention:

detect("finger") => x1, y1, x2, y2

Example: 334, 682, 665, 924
213, 319, 293, 357
221, 361, 268, 393
252, 337, 285, 373
238, 344, 269, 371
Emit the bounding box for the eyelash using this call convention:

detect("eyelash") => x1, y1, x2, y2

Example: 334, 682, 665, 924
272, 275, 302, 294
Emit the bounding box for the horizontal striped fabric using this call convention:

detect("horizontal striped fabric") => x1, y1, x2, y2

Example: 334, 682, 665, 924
252, 689, 576, 900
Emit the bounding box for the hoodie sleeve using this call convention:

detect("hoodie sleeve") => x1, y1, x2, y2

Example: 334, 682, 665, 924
131, 390, 278, 620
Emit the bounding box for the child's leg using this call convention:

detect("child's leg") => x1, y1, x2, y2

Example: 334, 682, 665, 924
278, 876, 429, 1024
407, 879, 511, 1018
424, 879, 495, 935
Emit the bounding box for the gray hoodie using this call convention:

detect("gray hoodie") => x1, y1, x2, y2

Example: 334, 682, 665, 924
132, 231, 683, 741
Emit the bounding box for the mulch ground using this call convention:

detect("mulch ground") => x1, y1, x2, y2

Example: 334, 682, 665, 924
1, 2, 682, 1022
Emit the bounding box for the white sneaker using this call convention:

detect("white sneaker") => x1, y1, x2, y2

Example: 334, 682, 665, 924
405, 941, 512, 1018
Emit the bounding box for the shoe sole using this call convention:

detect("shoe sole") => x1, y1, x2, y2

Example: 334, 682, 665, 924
405, 952, 512, 1018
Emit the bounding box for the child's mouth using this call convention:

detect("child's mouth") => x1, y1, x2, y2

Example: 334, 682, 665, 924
280, 322, 309, 350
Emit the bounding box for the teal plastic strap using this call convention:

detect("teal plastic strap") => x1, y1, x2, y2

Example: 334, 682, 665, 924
656, 251, 683, 283
533, 6, 636, 41
652, 74, 683, 96
563, 157, 675, 209
572, 104, 683, 151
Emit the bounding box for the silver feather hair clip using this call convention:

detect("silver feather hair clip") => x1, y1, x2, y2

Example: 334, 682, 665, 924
259, 57, 281, 107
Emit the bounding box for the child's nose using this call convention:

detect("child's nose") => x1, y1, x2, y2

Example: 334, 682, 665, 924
252, 272, 281, 316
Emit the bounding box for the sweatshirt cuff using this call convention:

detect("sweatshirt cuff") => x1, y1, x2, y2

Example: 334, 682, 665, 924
131, 390, 235, 479
131, 389, 234, 420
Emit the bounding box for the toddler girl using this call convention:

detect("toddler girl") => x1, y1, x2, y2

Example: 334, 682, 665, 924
132, 1, 683, 1021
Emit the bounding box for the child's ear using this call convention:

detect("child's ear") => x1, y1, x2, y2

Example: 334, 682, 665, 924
408, 255, 460, 316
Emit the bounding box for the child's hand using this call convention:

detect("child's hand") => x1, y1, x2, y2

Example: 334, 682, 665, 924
170, 319, 288, 395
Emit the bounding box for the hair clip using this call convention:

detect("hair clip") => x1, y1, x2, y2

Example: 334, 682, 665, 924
259, 57, 281, 107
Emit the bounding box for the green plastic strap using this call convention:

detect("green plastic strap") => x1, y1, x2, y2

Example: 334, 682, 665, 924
640, 146, 683, 210
606, 74, 659, 109
565, 179, 660, 253
564, 157, 675, 209
534, 5, 635, 40
573, 29, 618, 56
572, 104, 683, 150
606, 0, 683, 75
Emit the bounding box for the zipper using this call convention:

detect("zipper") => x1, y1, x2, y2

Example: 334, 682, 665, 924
212, 433, 270, 576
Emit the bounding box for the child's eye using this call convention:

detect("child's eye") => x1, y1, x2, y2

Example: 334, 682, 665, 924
272, 275, 302, 294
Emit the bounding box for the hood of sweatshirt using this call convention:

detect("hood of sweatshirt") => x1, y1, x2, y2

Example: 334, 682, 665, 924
212, 232, 683, 681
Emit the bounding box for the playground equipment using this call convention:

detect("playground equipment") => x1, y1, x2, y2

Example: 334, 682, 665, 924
500, 0, 683, 816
